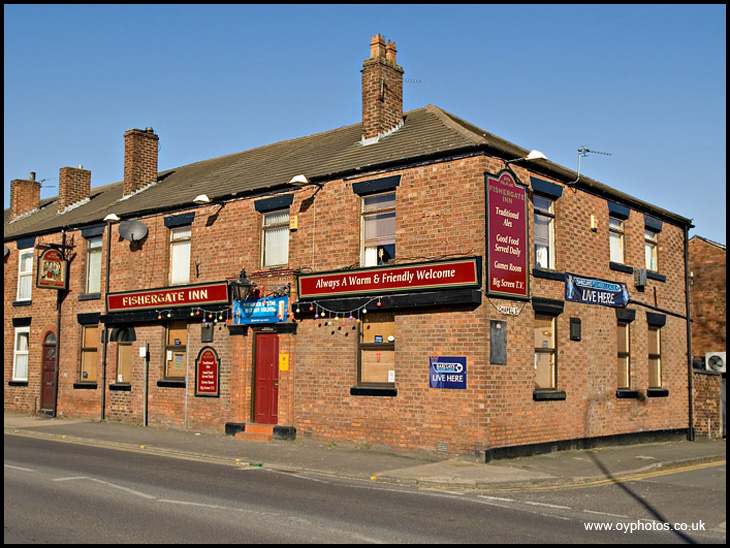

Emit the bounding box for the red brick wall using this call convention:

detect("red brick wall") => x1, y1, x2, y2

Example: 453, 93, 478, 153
4, 153, 692, 454
689, 237, 726, 357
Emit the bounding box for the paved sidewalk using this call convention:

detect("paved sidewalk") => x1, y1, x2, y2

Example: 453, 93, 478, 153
4, 412, 725, 491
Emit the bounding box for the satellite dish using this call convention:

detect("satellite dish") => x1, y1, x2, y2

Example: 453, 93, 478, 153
118, 220, 148, 242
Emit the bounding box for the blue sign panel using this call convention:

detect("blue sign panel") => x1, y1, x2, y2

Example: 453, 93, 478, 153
565, 273, 630, 308
233, 296, 288, 325
429, 356, 467, 389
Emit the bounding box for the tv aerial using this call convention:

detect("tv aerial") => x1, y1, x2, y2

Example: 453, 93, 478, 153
118, 220, 148, 242
568, 145, 612, 185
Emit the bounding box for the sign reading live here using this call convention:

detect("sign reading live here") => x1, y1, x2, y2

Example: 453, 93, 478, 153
486, 171, 529, 299
297, 257, 481, 300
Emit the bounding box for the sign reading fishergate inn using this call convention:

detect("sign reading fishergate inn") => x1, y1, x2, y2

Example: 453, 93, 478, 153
107, 281, 229, 313
486, 171, 529, 299
297, 257, 481, 300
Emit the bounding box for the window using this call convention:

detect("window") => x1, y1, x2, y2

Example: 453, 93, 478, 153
165, 322, 187, 379
648, 326, 662, 388
534, 315, 556, 389
262, 209, 289, 267
17, 248, 33, 301
617, 322, 631, 389
85, 236, 103, 294
13, 327, 30, 382
362, 192, 395, 266
358, 313, 395, 386
533, 195, 555, 269
644, 229, 658, 271
116, 328, 133, 383
609, 217, 625, 264
80, 325, 99, 382
169, 226, 191, 285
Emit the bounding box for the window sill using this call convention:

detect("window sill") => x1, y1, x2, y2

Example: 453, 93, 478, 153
12, 300, 32, 307
350, 386, 397, 397
157, 380, 186, 388
532, 268, 564, 281
78, 292, 101, 301
532, 389, 566, 401
8, 380, 29, 387
647, 388, 669, 398
609, 262, 633, 274
109, 383, 131, 391
73, 382, 98, 390
646, 271, 666, 283
616, 389, 640, 399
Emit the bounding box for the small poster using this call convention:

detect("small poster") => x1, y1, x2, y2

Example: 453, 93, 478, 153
429, 356, 467, 389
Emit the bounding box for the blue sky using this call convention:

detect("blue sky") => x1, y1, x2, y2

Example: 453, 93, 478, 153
4, 4, 726, 244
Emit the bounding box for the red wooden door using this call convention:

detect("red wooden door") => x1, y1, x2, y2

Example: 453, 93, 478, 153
40, 334, 57, 412
254, 333, 279, 424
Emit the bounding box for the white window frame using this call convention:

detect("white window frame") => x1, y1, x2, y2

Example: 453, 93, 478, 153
13, 326, 30, 382
169, 226, 192, 285
17, 248, 34, 301
533, 195, 555, 269
261, 209, 290, 268
609, 216, 625, 264
644, 229, 658, 272
361, 192, 396, 267
85, 236, 103, 294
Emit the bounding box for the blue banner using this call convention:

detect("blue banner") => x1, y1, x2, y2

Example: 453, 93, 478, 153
565, 274, 630, 308
429, 356, 467, 389
233, 296, 288, 325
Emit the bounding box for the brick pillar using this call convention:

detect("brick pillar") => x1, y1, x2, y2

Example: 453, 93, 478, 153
362, 34, 404, 142
123, 127, 158, 197
9, 173, 41, 221
58, 166, 91, 213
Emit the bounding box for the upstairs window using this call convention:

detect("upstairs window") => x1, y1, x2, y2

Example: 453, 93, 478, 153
362, 192, 395, 266
609, 216, 625, 264
17, 248, 33, 301
262, 209, 289, 267
85, 236, 103, 294
648, 325, 662, 388
644, 229, 658, 271
169, 226, 191, 285
533, 195, 555, 269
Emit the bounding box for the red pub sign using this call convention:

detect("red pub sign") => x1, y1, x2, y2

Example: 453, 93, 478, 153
195, 346, 220, 397
36, 248, 68, 290
486, 171, 529, 299
298, 257, 481, 300
107, 281, 229, 313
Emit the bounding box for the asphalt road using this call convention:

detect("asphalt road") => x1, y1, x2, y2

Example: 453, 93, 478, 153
4, 434, 726, 543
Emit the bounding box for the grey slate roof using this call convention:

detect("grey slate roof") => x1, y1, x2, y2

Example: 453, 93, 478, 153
4, 104, 692, 241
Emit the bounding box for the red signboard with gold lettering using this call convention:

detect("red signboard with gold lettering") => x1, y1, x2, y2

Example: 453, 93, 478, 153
297, 257, 481, 300
195, 346, 220, 397
486, 171, 529, 299
107, 281, 229, 313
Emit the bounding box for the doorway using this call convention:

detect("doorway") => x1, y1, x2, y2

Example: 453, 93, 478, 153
253, 333, 279, 424
40, 332, 57, 413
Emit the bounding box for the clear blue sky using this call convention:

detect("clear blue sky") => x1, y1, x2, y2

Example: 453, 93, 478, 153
4, 4, 726, 245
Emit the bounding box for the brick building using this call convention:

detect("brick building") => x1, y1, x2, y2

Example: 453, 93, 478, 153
5, 35, 696, 457
688, 235, 726, 438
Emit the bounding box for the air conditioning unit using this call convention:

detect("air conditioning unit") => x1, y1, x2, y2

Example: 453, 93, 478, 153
705, 352, 726, 373
633, 268, 647, 288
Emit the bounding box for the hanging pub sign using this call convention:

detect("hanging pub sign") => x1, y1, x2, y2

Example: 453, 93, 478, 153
195, 346, 220, 397
233, 296, 289, 325
297, 257, 481, 300
36, 248, 68, 290
486, 171, 529, 299
565, 273, 630, 308
107, 281, 229, 313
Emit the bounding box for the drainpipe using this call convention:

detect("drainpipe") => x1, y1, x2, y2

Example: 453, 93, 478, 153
52, 230, 66, 418
684, 225, 695, 441
100, 219, 113, 420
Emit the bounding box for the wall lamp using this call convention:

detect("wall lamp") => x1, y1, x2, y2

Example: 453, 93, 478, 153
229, 268, 256, 301
194, 194, 226, 214
289, 174, 323, 195
505, 150, 548, 165
103, 213, 121, 222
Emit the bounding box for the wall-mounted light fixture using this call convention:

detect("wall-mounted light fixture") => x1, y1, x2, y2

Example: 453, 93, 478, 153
289, 174, 323, 195
505, 150, 548, 165
193, 193, 225, 214
229, 268, 255, 301
103, 213, 121, 222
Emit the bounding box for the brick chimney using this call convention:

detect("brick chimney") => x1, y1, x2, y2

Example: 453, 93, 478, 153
58, 165, 91, 213
362, 34, 404, 142
9, 173, 41, 221
123, 127, 158, 197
